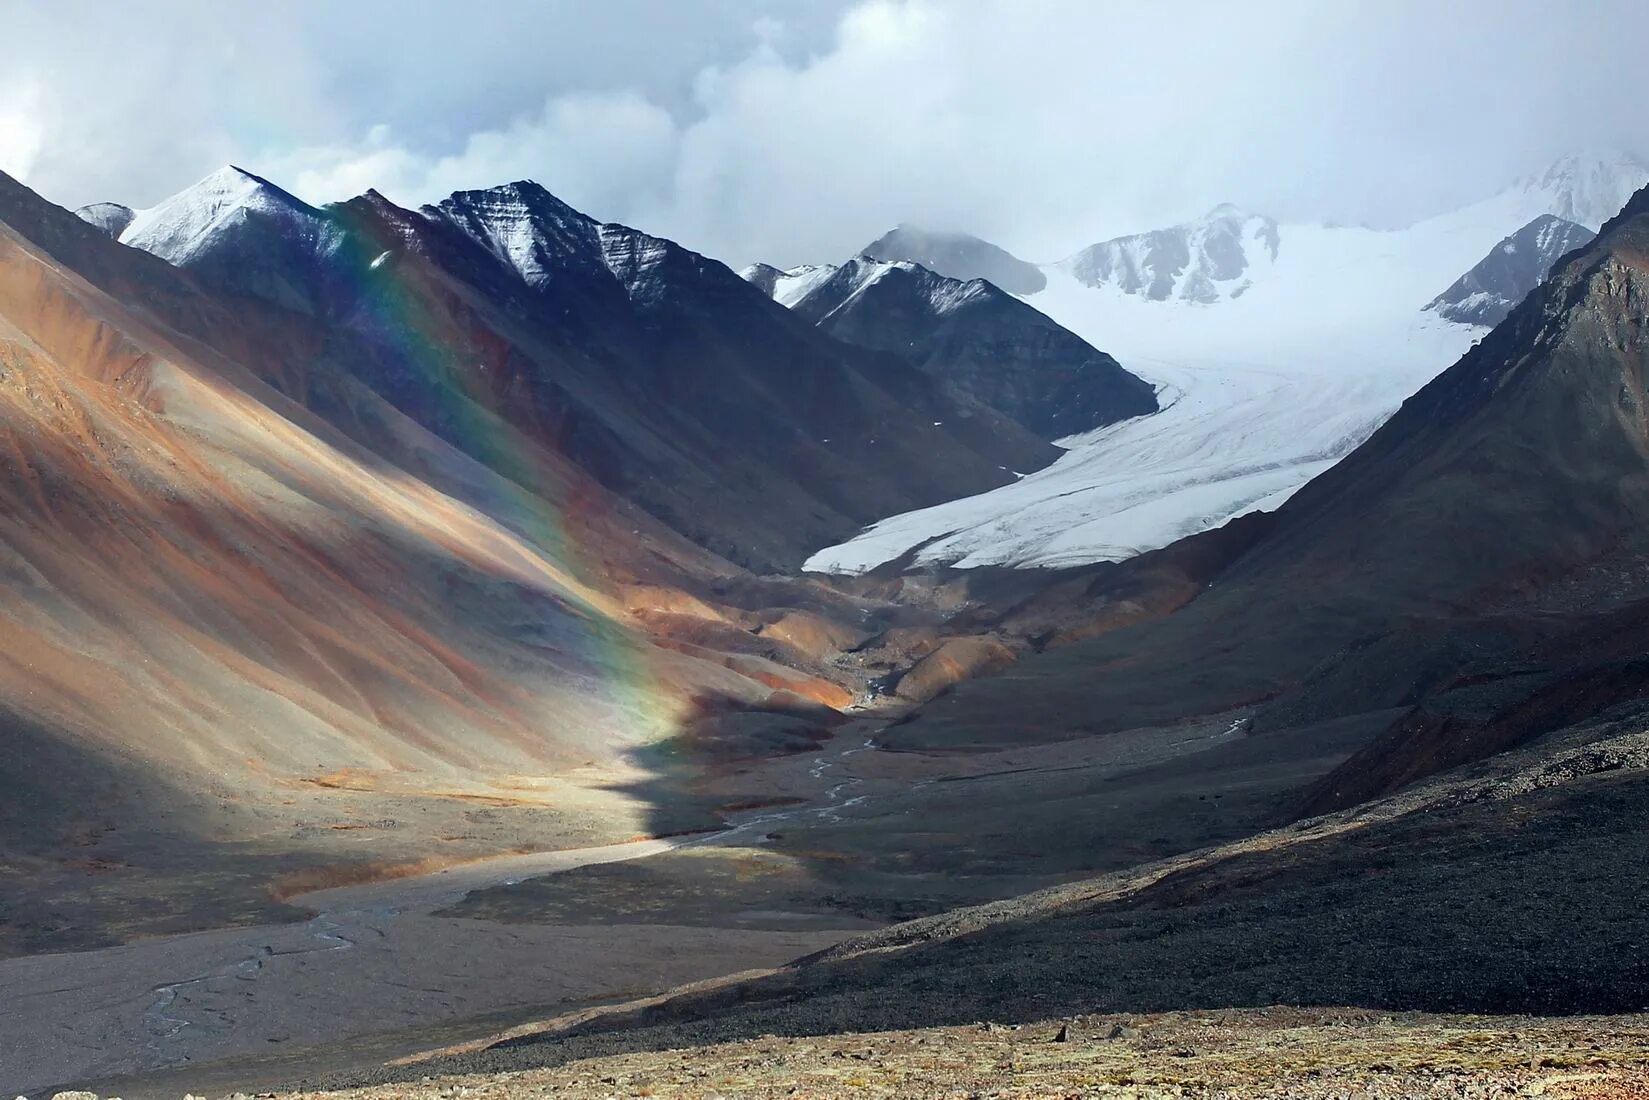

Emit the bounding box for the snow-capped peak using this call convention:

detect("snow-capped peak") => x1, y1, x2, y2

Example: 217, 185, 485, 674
741, 255, 992, 318
1423, 213, 1595, 328
115, 164, 335, 268
1510, 150, 1649, 231
738, 261, 841, 309
74, 201, 135, 238
426, 180, 602, 285
1057, 204, 1280, 304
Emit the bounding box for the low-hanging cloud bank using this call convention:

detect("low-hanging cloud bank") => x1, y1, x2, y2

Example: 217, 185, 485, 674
4, 0, 1648, 267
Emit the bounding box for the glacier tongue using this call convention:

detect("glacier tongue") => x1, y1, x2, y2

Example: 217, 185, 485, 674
802, 172, 1630, 575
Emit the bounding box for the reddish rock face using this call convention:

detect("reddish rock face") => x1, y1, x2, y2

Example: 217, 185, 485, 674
895, 637, 1017, 704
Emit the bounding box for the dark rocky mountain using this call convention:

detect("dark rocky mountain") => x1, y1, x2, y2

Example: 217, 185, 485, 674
82, 169, 1057, 571
1424, 213, 1595, 326
1059, 203, 1281, 303
742, 255, 1157, 437
861, 224, 1046, 294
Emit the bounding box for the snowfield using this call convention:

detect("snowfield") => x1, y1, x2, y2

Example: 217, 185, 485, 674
804, 158, 1644, 574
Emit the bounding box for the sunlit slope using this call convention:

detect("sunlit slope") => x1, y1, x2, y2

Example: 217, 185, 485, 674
0, 185, 775, 814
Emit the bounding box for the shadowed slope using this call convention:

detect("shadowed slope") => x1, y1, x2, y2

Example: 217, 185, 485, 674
744, 255, 1157, 437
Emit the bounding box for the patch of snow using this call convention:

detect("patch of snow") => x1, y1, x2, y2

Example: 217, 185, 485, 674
119, 165, 341, 267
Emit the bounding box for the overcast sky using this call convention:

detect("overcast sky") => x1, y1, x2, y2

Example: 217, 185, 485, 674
3, 0, 1646, 266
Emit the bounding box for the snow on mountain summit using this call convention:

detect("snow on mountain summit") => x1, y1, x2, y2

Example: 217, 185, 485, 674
861, 225, 1046, 294
738, 261, 840, 309
74, 201, 135, 239
426, 180, 605, 286
115, 165, 340, 269
746, 256, 992, 321
1511, 150, 1649, 231
1057, 204, 1281, 304
1424, 214, 1595, 327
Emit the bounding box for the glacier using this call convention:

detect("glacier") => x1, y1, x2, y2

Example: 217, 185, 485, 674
804, 154, 1649, 574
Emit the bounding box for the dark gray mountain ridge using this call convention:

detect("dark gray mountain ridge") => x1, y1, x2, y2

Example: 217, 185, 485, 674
77, 171, 1058, 570
742, 255, 1157, 437
1424, 213, 1595, 326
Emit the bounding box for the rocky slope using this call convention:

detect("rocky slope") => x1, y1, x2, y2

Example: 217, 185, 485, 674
1425, 213, 1594, 326
211, 1010, 1649, 1099
279, 699, 1649, 1098
742, 255, 1156, 437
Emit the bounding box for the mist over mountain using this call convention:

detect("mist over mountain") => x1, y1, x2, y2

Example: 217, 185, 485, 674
861, 226, 1047, 295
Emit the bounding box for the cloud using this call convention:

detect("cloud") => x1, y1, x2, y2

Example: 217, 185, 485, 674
270, 93, 679, 223
5, 0, 1649, 268
628, 0, 1649, 264
0, 78, 45, 182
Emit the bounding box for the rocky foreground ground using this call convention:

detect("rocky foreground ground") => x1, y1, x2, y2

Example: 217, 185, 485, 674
59, 1008, 1649, 1099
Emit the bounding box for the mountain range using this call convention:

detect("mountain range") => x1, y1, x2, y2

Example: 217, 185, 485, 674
73, 167, 1068, 573
11, 140, 1649, 1098
0, 160, 1092, 966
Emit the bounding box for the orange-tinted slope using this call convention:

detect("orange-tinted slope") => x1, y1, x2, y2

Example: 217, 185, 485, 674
0, 175, 865, 882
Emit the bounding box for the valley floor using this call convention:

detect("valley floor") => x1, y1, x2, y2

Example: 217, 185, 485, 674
0, 839, 851, 1097
233, 1007, 1649, 1099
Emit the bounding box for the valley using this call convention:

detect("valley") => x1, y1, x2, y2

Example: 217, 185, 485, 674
2, 74, 1649, 1100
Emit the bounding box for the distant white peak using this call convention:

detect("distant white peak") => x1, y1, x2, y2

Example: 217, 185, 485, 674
1511, 151, 1649, 230
1058, 204, 1280, 304
119, 164, 335, 266
741, 261, 840, 309
74, 201, 134, 238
